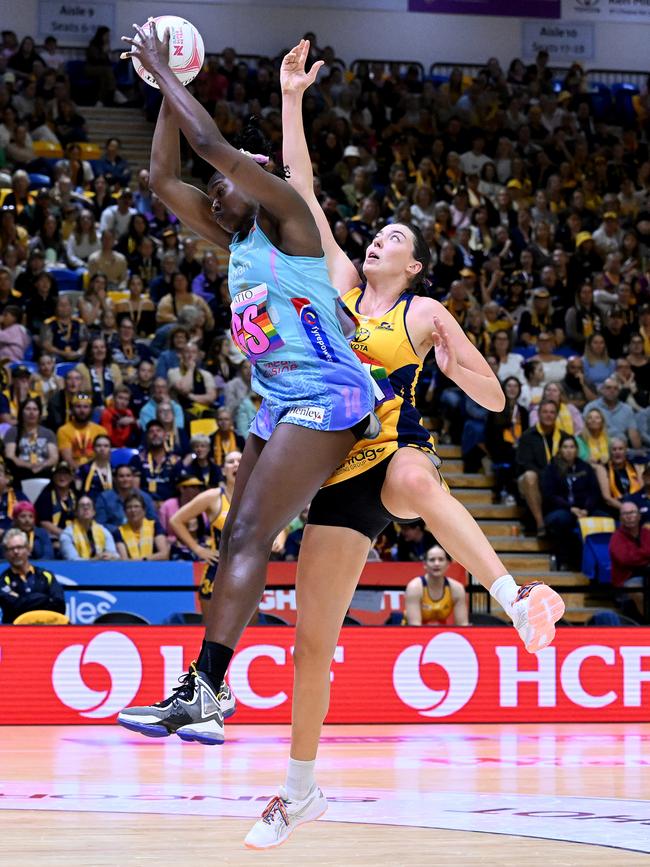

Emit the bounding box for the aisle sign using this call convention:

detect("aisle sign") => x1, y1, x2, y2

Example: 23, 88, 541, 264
522, 20, 594, 60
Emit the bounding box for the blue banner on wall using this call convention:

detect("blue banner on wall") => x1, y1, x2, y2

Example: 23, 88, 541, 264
32, 561, 197, 625
408, 0, 561, 18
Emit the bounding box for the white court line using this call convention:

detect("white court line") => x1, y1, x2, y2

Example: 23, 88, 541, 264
1, 783, 649, 854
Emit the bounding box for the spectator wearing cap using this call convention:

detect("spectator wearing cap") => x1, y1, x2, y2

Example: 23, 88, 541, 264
40, 295, 89, 363
57, 393, 109, 471
129, 419, 180, 502
4, 396, 58, 483
602, 307, 631, 360
87, 229, 128, 290
517, 289, 563, 348
11, 501, 53, 560
14, 247, 48, 297
592, 212, 623, 258
0, 529, 65, 624
59, 495, 119, 561
77, 434, 113, 498
94, 463, 157, 535
114, 492, 169, 561
584, 379, 641, 449
0, 206, 29, 262
159, 467, 205, 539
34, 460, 77, 541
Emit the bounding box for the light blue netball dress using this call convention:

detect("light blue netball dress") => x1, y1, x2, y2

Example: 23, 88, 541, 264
228, 221, 376, 439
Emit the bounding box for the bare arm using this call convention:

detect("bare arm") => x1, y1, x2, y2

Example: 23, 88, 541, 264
280, 40, 360, 292
169, 489, 220, 562
404, 578, 423, 626
449, 578, 469, 626
408, 298, 506, 412
149, 100, 232, 250
125, 26, 320, 254
150, 533, 170, 561
594, 463, 621, 512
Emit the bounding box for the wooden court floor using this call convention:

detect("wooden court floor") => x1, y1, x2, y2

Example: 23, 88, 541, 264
1, 722, 649, 866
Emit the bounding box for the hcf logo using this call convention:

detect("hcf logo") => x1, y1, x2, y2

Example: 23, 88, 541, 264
52, 632, 142, 718
393, 633, 479, 717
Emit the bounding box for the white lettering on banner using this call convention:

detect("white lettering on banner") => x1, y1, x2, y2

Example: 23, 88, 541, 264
160, 646, 185, 697
560, 646, 617, 708
392, 633, 479, 717
620, 647, 650, 706
228, 645, 288, 709
496, 647, 557, 707
52, 632, 141, 718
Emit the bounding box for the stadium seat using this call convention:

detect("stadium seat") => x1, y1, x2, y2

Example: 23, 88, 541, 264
166, 612, 203, 624
28, 173, 51, 190
10, 360, 37, 374
55, 362, 78, 377
32, 140, 64, 159
94, 612, 151, 625
75, 142, 102, 160
49, 268, 82, 293
13, 610, 69, 625
21, 477, 50, 504
110, 447, 140, 467
190, 418, 217, 437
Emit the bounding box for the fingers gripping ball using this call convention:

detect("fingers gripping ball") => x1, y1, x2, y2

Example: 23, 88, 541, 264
133, 16, 205, 88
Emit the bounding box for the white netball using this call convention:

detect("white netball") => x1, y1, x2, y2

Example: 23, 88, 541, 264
132, 16, 205, 88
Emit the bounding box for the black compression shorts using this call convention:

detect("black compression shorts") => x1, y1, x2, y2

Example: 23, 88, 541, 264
307, 455, 419, 540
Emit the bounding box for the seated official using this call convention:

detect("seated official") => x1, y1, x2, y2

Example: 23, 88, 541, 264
60, 496, 119, 561
403, 545, 469, 626
114, 493, 169, 561
0, 529, 66, 624
11, 501, 54, 560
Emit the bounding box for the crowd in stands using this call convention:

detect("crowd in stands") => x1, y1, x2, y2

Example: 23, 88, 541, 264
1, 27, 650, 619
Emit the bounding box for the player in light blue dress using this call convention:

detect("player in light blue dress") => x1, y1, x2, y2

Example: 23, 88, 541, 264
117, 23, 376, 745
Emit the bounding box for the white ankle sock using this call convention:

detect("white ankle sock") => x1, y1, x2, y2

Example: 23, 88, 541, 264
489, 574, 518, 619
285, 757, 316, 802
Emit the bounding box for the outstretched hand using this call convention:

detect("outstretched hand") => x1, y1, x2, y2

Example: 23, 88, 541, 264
120, 18, 170, 77
431, 316, 459, 379
280, 39, 324, 94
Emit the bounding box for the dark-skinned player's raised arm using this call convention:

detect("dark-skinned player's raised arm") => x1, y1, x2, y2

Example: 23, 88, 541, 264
123, 23, 322, 259
149, 100, 232, 250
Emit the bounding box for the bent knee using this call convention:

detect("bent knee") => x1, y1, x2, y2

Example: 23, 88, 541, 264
293, 632, 339, 670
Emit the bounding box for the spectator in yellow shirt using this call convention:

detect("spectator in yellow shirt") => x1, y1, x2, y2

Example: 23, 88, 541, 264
56, 393, 108, 471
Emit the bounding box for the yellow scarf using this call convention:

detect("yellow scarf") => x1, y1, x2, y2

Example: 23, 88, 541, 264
536, 423, 562, 464
556, 404, 574, 436
503, 405, 522, 445
581, 432, 609, 464
120, 519, 155, 559
214, 431, 237, 466
83, 461, 112, 493
608, 462, 642, 499
71, 520, 107, 558
641, 326, 650, 357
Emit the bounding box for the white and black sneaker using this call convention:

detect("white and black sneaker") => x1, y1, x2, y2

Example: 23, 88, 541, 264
244, 786, 328, 849
117, 662, 232, 745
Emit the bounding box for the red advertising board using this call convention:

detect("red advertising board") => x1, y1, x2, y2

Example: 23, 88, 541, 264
194, 561, 469, 625
1, 626, 649, 724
